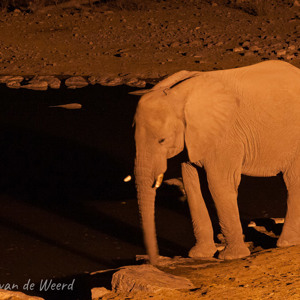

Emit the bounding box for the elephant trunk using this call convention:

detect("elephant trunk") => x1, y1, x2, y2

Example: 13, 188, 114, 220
134, 156, 160, 265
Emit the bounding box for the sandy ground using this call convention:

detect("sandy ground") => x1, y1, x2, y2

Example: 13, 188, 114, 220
0, 1, 299, 299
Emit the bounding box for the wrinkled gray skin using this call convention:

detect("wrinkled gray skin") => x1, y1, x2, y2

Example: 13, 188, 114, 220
133, 60, 300, 265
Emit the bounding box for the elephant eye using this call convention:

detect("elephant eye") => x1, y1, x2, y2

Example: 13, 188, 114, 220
158, 138, 165, 144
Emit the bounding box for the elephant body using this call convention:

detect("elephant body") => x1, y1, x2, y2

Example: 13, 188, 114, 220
133, 60, 300, 264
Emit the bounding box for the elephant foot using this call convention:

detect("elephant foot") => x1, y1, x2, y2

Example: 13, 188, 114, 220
188, 243, 217, 258
277, 225, 300, 247
277, 235, 300, 247
218, 243, 250, 260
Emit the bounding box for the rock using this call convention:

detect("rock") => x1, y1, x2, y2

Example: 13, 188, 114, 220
189, 40, 202, 47
233, 47, 244, 52
35, 76, 61, 89
276, 49, 287, 57
288, 45, 296, 51
91, 287, 111, 299
0, 76, 13, 83
244, 51, 255, 57
286, 54, 295, 60
22, 81, 48, 91
170, 42, 180, 48
242, 41, 250, 48
88, 76, 125, 86
111, 265, 195, 293
7, 76, 24, 83
294, 0, 300, 6
249, 45, 261, 52
126, 78, 146, 88
0, 289, 44, 300
88, 76, 98, 85
13, 9, 21, 15
6, 81, 21, 89
99, 77, 124, 86
65, 76, 88, 89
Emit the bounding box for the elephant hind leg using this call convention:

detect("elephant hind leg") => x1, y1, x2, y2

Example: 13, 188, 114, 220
278, 161, 300, 247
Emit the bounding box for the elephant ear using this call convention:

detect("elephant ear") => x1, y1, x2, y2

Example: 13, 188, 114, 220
129, 89, 151, 96
129, 70, 200, 96
184, 75, 239, 162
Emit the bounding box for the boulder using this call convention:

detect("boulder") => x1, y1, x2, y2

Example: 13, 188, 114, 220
22, 81, 48, 91
6, 76, 24, 88
0, 76, 13, 84
111, 265, 195, 293
91, 287, 111, 299
65, 76, 88, 89
35, 76, 61, 89
0, 289, 44, 300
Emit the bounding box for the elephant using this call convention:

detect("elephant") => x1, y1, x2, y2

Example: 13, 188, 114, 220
131, 60, 300, 265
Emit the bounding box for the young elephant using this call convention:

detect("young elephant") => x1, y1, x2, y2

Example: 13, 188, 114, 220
132, 60, 300, 265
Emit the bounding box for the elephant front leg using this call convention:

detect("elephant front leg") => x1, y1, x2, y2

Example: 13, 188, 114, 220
182, 162, 217, 258
206, 162, 250, 260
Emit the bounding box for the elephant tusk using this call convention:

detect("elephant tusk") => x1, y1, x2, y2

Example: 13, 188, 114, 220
155, 173, 164, 188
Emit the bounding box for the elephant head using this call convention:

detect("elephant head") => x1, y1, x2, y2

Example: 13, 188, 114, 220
132, 71, 208, 263
132, 70, 237, 264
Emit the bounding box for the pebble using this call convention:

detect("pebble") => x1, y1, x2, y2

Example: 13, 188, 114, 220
233, 47, 244, 52
99, 77, 124, 86
170, 42, 180, 48
13, 9, 21, 15
242, 41, 251, 48
276, 49, 287, 57
288, 45, 296, 51
244, 52, 255, 57
126, 78, 146, 88
249, 45, 261, 52
286, 54, 295, 60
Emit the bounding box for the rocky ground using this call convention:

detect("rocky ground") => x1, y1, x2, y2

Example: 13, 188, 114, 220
0, 0, 299, 299
0, 0, 299, 80
101, 245, 300, 300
